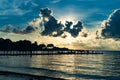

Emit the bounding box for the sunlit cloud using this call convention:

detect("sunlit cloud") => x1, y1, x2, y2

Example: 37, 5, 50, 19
97, 9, 120, 40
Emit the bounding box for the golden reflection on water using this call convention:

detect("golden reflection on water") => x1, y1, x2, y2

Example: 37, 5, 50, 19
30, 54, 106, 79
30, 55, 76, 79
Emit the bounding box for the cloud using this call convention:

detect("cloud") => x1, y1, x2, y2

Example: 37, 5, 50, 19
72, 38, 120, 50
100, 9, 120, 39
77, 0, 96, 1
50, 0, 61, 3
0, 7, 120, 50
40, 8, 64, 37
70, 21, 83, 37
40, 8, 52, 17
81, 32, 88, 37
40, 8, 84, 38
1, 28, 120, 50
0, 25, 35, 34
0, 24, 13, 33
64, 21, 83, 37
0, 0, 32, 16
0, 9, 31, 16
0, 8, 84, 38
13, 26, 35, 34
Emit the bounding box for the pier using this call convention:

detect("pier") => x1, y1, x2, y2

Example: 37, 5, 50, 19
0, 50, 103, 56
0, 38, 103, 56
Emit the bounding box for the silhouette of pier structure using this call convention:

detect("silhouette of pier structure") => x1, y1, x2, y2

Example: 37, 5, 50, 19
0, 38, 103, 56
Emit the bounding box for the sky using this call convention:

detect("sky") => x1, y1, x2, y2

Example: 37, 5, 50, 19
0, 0, 120, 50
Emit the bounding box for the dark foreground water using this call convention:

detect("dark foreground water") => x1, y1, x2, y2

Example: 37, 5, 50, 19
0, 51, 120, 80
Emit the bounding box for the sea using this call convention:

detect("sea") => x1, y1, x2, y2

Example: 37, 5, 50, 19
0, 51, 120, 80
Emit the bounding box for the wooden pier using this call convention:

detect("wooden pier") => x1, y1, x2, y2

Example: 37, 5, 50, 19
0, 50, 103, 56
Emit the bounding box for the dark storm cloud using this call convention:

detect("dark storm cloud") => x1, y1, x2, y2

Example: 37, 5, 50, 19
41, 16, 64, 36
40, 8, 64, 37
70, 21, 83, 37
101, 9, 120, 39
40, 8, 52, 17
40, 8, 84, 38
0, 25, 35, 34
64, 21, 73, 32
64, 21, 83, 37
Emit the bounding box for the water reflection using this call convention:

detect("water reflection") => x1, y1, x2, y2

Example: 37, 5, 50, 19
30, 55, 105, 79
102, 54, 120, 77
0, 53, 120, 80
31, 55, 75, 79
0, 56, 32, 67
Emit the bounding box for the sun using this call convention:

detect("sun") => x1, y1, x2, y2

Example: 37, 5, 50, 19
58, 14, 77, 25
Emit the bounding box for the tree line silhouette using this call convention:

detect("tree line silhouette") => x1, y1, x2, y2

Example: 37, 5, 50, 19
0, 38, 68, 51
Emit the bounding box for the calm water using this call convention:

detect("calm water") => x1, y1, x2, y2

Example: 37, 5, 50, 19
0, 51, 120, 80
